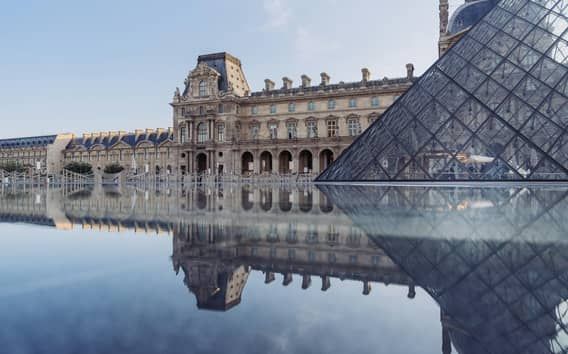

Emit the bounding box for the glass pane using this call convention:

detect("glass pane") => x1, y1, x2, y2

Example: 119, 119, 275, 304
530, 56, 568, 87
492, 60, 526, 89
419, 68, 450, 96
469, 21, 499, 44
496, 94, 535, 129
455, 64, 488, 92
503, 15, 533, 39
538, 10, 568, 37
488, 31, 519, 56
437, 52, 468, 78
514, 75, 552, 107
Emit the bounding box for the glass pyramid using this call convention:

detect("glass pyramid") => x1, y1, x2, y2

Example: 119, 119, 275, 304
318, 0, 568, 182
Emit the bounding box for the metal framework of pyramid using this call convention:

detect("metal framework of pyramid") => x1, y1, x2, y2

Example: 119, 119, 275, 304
318, 0, 568, 182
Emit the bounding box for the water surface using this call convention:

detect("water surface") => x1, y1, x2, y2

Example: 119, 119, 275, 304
1, 185, 567, 354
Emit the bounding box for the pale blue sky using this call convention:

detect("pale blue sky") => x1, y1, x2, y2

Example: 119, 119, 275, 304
0, 0, 463, 139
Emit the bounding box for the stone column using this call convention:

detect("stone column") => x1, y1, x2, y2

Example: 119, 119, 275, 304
272, 151, 279, 175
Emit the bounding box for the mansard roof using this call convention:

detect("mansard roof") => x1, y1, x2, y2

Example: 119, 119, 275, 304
0, 135, 57, 149
318, 0, 568, 182
66, 131, 174, 151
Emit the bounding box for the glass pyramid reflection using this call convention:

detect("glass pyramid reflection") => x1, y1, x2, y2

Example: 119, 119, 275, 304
318, 0, 568, 181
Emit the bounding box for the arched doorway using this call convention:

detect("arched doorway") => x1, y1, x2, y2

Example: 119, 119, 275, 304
299, 188, 313, 212
260, 151, 273, 174
196, 153, 207, 174
299, 150, 313, 174
279, 189, 292, 212
241, 186, 254, 211
242, 152, 254, 175
260, 189, 273, 211
279, 151, 293, 174
319, 149, 334, 171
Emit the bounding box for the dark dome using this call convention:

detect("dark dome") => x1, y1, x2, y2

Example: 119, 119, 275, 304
448, 0, 498, 34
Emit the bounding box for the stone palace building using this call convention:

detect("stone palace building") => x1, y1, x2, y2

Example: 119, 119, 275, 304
171, 53, 415, 176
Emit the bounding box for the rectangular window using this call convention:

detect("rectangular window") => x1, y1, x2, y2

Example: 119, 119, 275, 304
217, 124, 225, 142
308, 101, 316, 111
250, 125, 259, 139
270, 104, 277, 114
327, 120, 338, 137
179, 126, 187, 144
349, 98, 357, 108
328, 99, 336, 110
251, 106, 259, 115
287, 122, 297, 139
371, 96, 380, 107
269, 123, 278, 139
348, 119, 362, 136
288, 102, 295, 113
307, 121, 318, 138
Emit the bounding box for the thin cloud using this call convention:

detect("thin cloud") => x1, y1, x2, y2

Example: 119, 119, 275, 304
262, 0, 291, 29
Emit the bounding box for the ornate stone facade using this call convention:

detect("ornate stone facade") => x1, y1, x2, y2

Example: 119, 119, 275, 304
62, 129, 176, 174
172, 53, 416, 176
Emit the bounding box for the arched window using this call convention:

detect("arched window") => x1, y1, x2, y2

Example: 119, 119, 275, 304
199, 80, 207, 97
197, 123, 208, 143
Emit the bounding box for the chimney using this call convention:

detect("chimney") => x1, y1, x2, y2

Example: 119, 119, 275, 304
265, 79, 275, 91
320, 72, 330, 86
301, 75, 311, 88
406, 63, 415, 79
282, 77, 293, 90
361, 68, 371, 82
168, 127, 174, 134
440, 0, 449, 35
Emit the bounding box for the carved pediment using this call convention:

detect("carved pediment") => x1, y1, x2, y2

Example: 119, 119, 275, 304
158, 140, 175, 147
136, 141, 154, 149
190, 62, 220, 80
109, 140, 131, 150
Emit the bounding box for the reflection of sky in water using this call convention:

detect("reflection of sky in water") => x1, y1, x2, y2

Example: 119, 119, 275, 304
0, 223, 441, 354
3, 185, 568, 354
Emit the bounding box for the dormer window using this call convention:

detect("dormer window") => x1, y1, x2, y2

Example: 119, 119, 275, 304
199, 80, 207, 97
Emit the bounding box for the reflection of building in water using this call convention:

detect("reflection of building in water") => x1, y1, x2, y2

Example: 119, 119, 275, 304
171, 219, 411, 312
7, 184, 568, 353
322, 185, 568, 354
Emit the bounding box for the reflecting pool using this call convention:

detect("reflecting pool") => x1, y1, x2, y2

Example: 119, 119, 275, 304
1, 184, 567, 354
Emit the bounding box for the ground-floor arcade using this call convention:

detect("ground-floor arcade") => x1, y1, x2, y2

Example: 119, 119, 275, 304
178, 146, 340, 176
